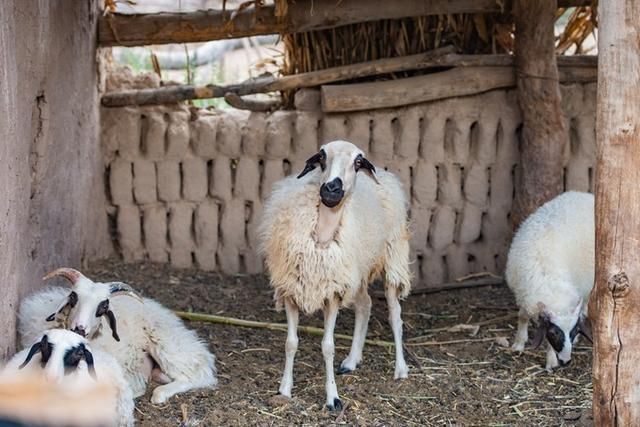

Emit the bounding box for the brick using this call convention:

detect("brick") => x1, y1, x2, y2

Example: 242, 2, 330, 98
266, 111, 294, 158
133, 160, 157, 204
156, 160, 181, 202
109, 160, 133, 205
464, 165, 489, 207
438, 163, 463, 207
458, 203, 483, 244
191, 115, 218, 158
168, 202, 194, 268
143, 205, 168, 263
218, 199, 245, 273
396, 108, 421, 159
420, 112, 446, 163
430, 205, 456, 251
412, 161, 437, 206
473, 119, 498, 166
102, 107, 141, 160
370, 112, 395, 163
141, 111, 166, 159
210, 157, 233, 201
194, 202, 219, 270
346, 113, 371, 151
166, 110, 190, 159
409, 205, 431, 252
261, 159, 285, 199
234, 157, 260, 200
118, 205, 143, 261
242, 112, 267, 157
182, 158, 208, 202
444, 119, 471, 164
293, 112, 320, 159
321, 115, 348, 144
217, 113, 242, 157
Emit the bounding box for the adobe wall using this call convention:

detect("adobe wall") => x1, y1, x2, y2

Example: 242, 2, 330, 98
0, 1, 111, 357
101, 83, 595, 286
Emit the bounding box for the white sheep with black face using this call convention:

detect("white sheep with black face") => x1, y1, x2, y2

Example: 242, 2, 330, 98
506, 191, 594, 370
259, 140, 412, 410
2, 329, 134, 427
18, 268, 217, 404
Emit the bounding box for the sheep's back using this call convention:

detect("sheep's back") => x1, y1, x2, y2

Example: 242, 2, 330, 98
505, 191, 594, 316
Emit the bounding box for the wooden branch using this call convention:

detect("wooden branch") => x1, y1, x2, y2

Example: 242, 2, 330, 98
375, 276, 504, 299
590, 0, 640, 424
101, 52, 597, 108
223, 93, 280, 112
174, 311, 395, 347
99, 0, 595, 47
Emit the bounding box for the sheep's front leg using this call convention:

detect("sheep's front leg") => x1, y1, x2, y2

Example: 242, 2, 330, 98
545, 341, 559, 371
511, 307, 529, 352
385, 284, 408, 379
279, 299, 299, 398
323, 296, 342, 411
339, 285, 371, 374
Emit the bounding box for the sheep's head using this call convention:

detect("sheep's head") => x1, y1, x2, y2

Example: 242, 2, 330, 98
532, 300, 592, 366
297, 140, 378, 208
43, 268, 142, 342
19, 329, 97, 381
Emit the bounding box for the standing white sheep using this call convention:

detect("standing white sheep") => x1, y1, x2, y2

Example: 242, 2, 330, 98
18, 268, 217, 404
259, 140, 412, 410
506, 191, 593, 370
2, 329, 134, 427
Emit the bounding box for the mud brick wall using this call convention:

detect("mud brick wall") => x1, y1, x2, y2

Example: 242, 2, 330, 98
101, 83, 596, 286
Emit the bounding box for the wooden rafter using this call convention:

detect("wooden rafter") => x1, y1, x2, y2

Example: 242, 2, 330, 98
99, 0, 593, 47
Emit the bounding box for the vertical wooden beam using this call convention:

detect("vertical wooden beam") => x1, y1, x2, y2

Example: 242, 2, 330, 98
511, 0, 566, 227
590, 1, 640, 424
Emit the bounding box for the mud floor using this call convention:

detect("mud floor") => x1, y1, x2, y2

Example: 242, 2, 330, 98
86, 260, 593, 426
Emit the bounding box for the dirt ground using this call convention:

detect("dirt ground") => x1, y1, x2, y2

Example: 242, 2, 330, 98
87, 259, 593, 427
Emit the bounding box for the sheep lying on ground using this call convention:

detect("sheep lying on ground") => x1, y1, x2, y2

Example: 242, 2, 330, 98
18, 268, 217, 404
259, 140, 412, 410
506, 191, 594, 370
2, 329, 134, 427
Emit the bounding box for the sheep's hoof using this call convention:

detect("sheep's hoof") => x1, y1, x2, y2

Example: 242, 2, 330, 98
327, 398, 343, 411
337, 366, 353, 375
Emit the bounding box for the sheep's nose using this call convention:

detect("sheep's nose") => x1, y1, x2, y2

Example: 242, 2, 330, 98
320, 178, 345, 208
73, 326, 86, 337
559, 359, 571, 367
324, 178, 343, 193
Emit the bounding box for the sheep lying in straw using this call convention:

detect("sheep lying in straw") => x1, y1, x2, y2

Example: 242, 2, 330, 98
259, 140, 412, 410
1, 329, 134, 427
506, 191, 593, 370
18, 268, 217, 404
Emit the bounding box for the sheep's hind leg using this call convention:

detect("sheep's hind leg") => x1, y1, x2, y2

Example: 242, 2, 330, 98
151, 377, 213, 404
511, 307, 529, 352
385, 284, 408, 379
323, 296, 342, 411
278, 298, 299, 398
338, 285, 371, 374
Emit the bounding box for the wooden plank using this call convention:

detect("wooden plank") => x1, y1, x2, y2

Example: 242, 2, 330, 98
99, 0, 594, 47
510, 0, 566, 228
590, 0, 640, 424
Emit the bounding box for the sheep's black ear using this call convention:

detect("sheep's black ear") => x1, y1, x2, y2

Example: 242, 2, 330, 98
531, 314, 550, 349
578, 316, 593, 343
19, 335, 52, 369
297, 149, 326, 179
105, 309, 120, 342
354, 154, 380, 184
46, 291, 78, 322
82, 346, 97, 380
46, 313, 57, 322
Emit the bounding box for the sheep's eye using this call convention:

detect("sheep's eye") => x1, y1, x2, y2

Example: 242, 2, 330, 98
96, 300, 109, 317
354, 156, 363, 171
68, 292, 78, 308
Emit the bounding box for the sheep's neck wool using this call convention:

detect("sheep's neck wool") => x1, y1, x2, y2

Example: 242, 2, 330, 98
315, 203, 344, 245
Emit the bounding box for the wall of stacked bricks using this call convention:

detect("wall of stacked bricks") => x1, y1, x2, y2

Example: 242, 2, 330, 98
101, 83, 596, 286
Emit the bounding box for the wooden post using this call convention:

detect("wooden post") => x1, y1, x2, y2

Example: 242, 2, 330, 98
590, 1, 640, 424
511, 0, 566, 227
